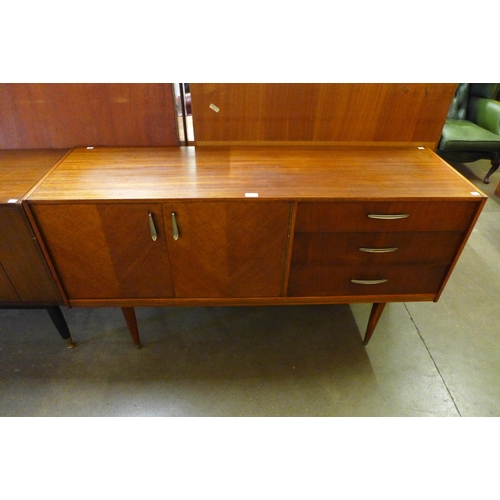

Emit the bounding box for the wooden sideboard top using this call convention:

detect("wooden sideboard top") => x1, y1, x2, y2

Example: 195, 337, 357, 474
28, 146, 485, 202
0, 149, 68, 203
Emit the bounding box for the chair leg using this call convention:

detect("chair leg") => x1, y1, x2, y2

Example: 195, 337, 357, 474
46, 306, 75, 349
121, 307, 141, 349
484, 159, 500, 184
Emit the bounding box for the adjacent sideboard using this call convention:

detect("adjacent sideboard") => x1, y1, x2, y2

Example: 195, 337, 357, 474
25, 145, 486, 347
0, 150, 74, 347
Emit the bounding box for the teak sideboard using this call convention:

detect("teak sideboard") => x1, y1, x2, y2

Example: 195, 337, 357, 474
26, 145, 486, 347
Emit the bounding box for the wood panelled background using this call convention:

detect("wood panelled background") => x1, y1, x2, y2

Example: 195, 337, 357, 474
191, 83, 457, 147
0, 84, 179, 148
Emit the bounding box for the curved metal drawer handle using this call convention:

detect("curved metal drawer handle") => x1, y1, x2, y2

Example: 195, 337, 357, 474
359, 247, 398, 253
171, 212, 180, 240
148, 212, 158, 241
351, 279, 388, 285
368, 214, 409, 220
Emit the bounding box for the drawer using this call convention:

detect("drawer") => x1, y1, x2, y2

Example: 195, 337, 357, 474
287, 264, 450, 297
291, 232, 465, 266
295, 201, 480, 233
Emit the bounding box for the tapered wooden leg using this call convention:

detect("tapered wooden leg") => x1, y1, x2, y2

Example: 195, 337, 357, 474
46, 306, 75, 349
363, 302, 386, 345
484, 158, 499, 184
121, 307, 141, 349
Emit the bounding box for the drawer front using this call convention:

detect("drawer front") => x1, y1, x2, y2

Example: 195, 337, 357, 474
295, 201, 479, 233
291, 231, 465, 266
288, 264, 449, 297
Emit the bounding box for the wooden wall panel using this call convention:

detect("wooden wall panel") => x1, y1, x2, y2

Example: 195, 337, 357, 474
0, 84, 179, 148
191, 83, 457, 147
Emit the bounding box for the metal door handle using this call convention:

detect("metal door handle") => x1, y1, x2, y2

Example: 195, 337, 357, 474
359, 247, 398, 253
171, 212, 179, 240
351, 279, 388, 285
148, 212, 158, 241
368, 214, 409, 220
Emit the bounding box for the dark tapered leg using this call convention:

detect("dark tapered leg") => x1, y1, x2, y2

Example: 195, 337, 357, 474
46, 306, 75, 349
121, 307, 141, 349
363, 302, 386, 345
484, 159, 500, 184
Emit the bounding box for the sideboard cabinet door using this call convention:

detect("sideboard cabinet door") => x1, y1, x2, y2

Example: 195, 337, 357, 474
0, 205, 61, 303
0, 264, 19, 302
32, 203, 174, 300
163, 201, 291, 298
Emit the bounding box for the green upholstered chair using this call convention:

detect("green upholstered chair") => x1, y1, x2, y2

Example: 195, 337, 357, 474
437, 83, 500, 184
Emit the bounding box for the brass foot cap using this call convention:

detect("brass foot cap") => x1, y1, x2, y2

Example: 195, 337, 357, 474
66, 339, 76, 349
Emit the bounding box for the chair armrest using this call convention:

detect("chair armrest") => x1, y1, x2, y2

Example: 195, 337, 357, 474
468, 97, 500, 136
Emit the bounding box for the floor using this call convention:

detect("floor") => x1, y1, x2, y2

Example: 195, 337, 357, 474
1, 159, 499, 417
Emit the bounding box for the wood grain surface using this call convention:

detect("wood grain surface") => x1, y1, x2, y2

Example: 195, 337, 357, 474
0, 149, 67, 202
291, 232, 465, 266
0, 263, 20, 302
294, 201, 480, 232
163, 201, 291, 297
190, 83, 457, 146
0, 84, 179, 148
31, 203, 175, 300
0, 205, 62, 303
287, 264, 450, 297
0, 150, 69, 304
27, 146, 484, 202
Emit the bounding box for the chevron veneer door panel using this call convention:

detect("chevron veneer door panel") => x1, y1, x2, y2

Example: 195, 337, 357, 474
163, 201, 291, 298
32, 203, 174, 300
